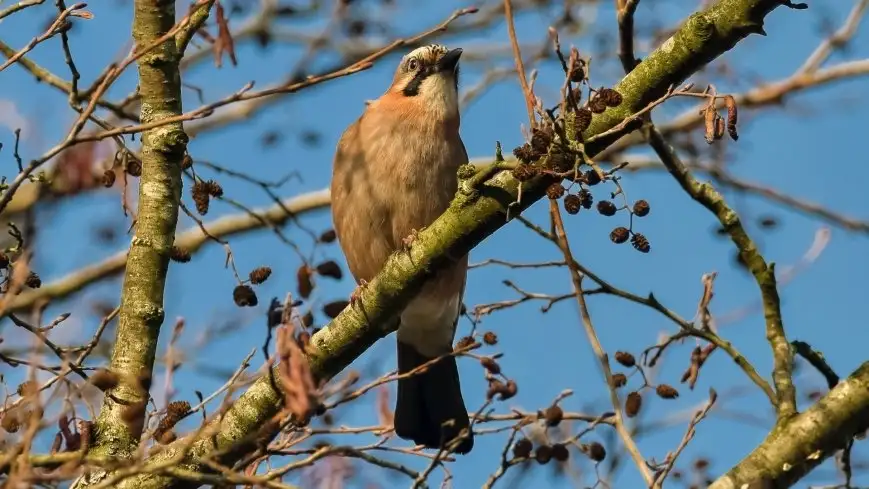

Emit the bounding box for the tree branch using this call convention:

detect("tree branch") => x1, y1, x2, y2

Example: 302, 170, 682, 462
549, 200, 654, 485
97, 1, 798, 487
709, 361, 869, 489
74, 0, 189, 484
647, 126, 796, 419
175, 0, 216, 55
5, 189, 330, 314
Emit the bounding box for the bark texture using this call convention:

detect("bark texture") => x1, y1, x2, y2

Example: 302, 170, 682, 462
73, 0, 189, 486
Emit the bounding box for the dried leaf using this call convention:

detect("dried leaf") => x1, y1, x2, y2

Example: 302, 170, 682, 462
703, 105, 717, 144
213, 1, 237, 68
276, 327, 317, 420
724, 95, 739, 141
714, 117, 725, 140
377, 386, 394, 428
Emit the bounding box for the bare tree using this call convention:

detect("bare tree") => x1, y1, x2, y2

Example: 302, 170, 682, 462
0, 0, 867, 488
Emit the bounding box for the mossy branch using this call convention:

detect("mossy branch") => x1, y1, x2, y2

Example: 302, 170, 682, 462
175, 0, 216, 55
709, 361, 869, 489
73, 0, 188, 485
98, 1, 801, 488
583, 0, 783, 150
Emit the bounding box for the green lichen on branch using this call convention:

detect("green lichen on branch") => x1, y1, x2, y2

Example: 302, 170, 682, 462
81, 0, 188, 476
584, 0, 783, 152
647, 126, 796, 419
175, 0, 217, 54
710, 362, 869, 489
101, 1, 798, 488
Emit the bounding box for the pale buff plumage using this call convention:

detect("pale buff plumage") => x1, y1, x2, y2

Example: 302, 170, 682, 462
330, 45, 473, 453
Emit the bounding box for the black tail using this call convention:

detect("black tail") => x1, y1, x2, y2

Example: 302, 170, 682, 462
393, 340, 474, 454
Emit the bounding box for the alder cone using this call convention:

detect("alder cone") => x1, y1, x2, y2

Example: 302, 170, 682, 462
656, 384, 679, 399
513, 438, 533, 458
546, 183, 566, 200
544, 405, 564, 426
482, 331, 498, 345
564, 194, 582, 214
610, 227, 629, 244
633, 199, 650, 217
597, 200, 617, 216
615, 351, 636, 367
552, 443, 569, 462
233, 285, 258, 307
535, 445, 553, 464
249, 266, 272, 284
625, 391, 642, 417
297, 265, 314, 298
587, 441, 606, 462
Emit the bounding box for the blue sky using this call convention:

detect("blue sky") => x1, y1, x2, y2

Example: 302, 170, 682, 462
1, 1, 868, 487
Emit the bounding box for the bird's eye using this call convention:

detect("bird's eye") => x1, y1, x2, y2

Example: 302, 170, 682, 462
407, 59, 420, 71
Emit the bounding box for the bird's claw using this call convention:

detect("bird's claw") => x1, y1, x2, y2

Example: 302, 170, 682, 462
402, 228, 423, 252
350, 279, 369, 308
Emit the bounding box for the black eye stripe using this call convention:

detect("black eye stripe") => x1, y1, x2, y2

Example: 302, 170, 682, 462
402, 66, 434, 97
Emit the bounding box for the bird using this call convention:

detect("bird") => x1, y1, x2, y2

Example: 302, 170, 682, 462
330, 44, 473, 454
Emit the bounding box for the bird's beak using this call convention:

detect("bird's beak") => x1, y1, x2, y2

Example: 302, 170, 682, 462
437, 48, 463, 73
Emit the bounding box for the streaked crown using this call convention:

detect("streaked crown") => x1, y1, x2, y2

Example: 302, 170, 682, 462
403, 44, 450, 67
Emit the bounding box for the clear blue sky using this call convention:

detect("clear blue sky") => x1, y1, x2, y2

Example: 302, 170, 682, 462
1, 1, 867, 487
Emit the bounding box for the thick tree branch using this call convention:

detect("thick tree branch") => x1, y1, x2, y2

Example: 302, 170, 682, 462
583, 0, 782, 153
74, 0, 189, 485
709, 361, 869, 489
5, 189, 330, 314
99, 1, 798, 488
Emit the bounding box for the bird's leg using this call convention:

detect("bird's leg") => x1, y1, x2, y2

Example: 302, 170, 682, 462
402, 227, 425, 252
350, 279, 369, 308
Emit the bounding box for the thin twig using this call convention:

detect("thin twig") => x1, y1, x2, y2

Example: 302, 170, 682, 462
616, 0, 641, 72
548, 200, 654, 486
503, 0, 536, 126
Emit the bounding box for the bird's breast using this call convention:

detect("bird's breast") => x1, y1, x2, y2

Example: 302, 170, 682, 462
331, 110, 466, 282
364, 120, 461, 215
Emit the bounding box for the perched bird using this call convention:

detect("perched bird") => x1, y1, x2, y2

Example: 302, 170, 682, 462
330, 44, 473, 454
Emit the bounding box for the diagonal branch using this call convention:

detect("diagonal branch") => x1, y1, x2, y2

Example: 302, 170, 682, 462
709, 361, 869, 489
99, 1, 798, 488
549, 200, 654, 486
647, 126, 796, 419
5, 189, 330, 315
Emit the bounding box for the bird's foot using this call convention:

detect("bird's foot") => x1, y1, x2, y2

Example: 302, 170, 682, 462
350, 279, 369, 308
402, 227, 424, 252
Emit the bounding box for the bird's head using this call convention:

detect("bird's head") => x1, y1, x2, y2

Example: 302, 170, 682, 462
387, 44, 462, 116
